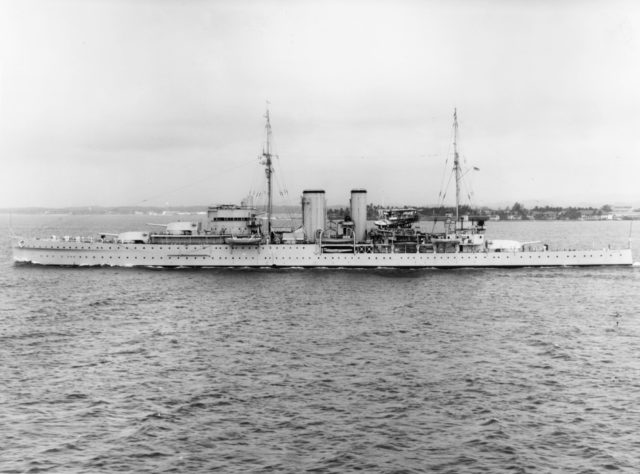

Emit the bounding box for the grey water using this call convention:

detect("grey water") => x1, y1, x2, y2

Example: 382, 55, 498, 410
1, 215, 640, 473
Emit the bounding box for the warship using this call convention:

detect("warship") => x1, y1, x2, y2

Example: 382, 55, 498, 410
12, 110, 633, 268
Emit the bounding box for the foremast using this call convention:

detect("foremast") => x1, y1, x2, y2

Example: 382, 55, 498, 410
263, 107, 274, 243
453, 108, 461, 225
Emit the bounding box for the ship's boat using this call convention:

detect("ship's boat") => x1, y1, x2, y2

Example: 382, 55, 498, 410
322, 248, 354, 253
486, 240, 543, 252
320, 238, 352, 244
100, 231, 150, 244
225, 236, 263, 245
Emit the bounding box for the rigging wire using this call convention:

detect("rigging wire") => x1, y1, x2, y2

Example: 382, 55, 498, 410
436, 125, 454, 206
440, 169, 455, 205
7, 212, 21, 240
20, 106, 285, 238
23, 156, 259, 239
461, 174, 473, 207
136, 158, 257, 206
432, 168, 455, 233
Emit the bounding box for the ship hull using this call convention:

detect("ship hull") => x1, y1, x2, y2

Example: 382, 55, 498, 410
12, 241, 633, 268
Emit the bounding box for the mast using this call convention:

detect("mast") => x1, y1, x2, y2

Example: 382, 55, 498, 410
453, 108, 461, 225
263, 107, 274, 243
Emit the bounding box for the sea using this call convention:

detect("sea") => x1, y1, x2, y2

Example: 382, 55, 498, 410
1, 214, 639, 473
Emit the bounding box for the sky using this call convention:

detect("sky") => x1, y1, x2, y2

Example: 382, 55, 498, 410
1, 0, 639, 209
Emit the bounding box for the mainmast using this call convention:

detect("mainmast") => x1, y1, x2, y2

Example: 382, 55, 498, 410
263, 107, 274, 243
453, 108, 461, 224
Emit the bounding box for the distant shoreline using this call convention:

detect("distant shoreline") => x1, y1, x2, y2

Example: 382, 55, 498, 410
2, 203, 639, 221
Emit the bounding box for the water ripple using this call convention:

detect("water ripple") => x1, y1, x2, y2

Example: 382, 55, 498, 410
2, 220, 640, 472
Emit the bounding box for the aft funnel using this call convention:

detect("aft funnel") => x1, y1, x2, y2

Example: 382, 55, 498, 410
350, 189, 367, 242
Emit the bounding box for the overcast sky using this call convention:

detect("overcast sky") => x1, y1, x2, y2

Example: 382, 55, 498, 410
1, 0, 639, 209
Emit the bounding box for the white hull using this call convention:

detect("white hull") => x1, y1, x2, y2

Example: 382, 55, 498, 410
13, 241, 633, 268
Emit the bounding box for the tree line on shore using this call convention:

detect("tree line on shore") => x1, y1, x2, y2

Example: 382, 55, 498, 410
325, 203, 631, 221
